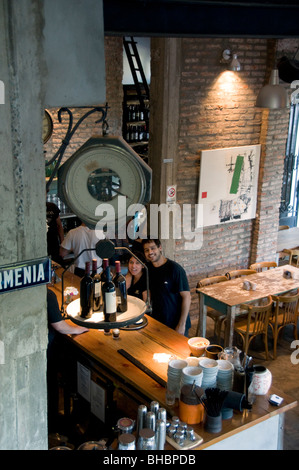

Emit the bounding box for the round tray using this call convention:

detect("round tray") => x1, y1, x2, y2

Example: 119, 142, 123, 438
66, 295, 147, 329
119, 315, 148, 330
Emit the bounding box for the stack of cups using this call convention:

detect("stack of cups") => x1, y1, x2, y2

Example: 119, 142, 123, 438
200, 358, 219, 390
216, 360, 234, 391
181, 366, 203, 388
167, 359, 188, 398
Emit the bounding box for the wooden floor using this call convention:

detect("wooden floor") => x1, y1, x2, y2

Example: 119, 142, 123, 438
189, 317, 299, 450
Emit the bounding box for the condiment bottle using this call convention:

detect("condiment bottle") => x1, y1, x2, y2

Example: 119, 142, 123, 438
179, 384, 204, 424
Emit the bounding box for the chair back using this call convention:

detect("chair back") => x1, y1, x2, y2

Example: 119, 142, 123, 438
272, 292, 299, 325
240, 296, 273, 337
225, 269, 256, 280
196, 275, 228, 290
249, 261, 277, 272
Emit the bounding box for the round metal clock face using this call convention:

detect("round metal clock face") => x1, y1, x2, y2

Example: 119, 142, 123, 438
43, 109, 53, 144
59, 138, 150, 228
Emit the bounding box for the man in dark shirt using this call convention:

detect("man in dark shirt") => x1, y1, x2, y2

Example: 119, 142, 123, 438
47, 288, 88, 430
46, 201, 65, 265
142, 239, 191, 336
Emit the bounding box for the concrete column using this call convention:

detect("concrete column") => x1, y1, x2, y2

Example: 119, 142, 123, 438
0, 0, 48, 449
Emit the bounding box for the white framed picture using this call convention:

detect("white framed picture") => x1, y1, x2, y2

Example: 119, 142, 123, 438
197, 144, 261, 228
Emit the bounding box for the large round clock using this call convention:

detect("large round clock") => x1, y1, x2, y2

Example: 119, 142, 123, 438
43, 109, 53, 144
57, 135, 152, 229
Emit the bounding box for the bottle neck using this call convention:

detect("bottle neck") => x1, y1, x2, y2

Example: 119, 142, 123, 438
85, 262, 90, 275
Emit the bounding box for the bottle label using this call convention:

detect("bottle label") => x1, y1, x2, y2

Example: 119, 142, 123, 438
105, 291, 116, 313
94, 283, 101, 297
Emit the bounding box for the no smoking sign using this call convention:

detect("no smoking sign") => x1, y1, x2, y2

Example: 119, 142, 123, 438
166, 185, 176, 203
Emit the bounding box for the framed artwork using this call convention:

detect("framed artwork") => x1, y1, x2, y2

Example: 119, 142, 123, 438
197, 144, 261, 228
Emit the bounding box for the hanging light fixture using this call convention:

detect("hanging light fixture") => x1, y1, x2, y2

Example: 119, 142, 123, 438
256, 69, 288, 109
221, 49, 241, 72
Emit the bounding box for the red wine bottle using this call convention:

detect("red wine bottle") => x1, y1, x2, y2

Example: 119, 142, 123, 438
102, 266, 117, 322
80, 261, 93, 318
113, 260, 127, 313
92, 259, 101, 312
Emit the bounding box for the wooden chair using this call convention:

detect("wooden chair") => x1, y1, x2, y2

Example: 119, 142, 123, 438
279, 248, 299, 268
279, 225, 290, 231
270, 292, 299, 359
196, 276, 228, 342
225, 269, 257, 280
249, 261, 277, 272
234, 296, 273, 360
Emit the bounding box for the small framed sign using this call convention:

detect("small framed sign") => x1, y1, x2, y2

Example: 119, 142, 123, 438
0, 257, 51, 294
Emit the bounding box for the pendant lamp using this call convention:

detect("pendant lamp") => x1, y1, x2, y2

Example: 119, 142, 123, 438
256, 69, 288, 109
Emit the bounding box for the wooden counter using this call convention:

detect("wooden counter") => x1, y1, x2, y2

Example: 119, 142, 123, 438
49, 265, 297, 450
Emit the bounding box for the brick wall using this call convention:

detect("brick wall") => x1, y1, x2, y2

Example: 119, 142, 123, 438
166, 37, 292, 319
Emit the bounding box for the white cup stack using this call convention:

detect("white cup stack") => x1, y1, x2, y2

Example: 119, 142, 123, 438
216, 359, 234, 391
181, 366, 203, 389
167, 359, 188, 398
199, 358, 219, 390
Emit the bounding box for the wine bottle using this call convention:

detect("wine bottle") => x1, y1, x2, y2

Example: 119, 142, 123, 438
101, 259, 109, 283
80, 261, 93, 318
113, 260, 127, 313
102, 266, 117, 322
92, 259, 101, 312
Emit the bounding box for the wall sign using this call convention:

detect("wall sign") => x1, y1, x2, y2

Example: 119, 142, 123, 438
0, 257, 51, 294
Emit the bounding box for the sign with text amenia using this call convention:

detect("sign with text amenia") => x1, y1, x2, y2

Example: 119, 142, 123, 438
0, 257, 51, 294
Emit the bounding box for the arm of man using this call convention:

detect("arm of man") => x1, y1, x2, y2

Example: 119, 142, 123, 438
175, 290, 191, 336
51, 320, 88, 336
59, 245, 70, 258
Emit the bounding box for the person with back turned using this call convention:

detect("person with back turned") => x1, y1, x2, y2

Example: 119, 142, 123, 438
142, 238, 191, 337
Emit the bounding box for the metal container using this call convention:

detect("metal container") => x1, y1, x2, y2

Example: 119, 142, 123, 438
137, 428, 156, 450
155, 419, 166, 450
118, 433, 136, 450
150, 401, 159, 418
145, 411, 156, 431
136, 404, 147, 436
117, 417, 135, 434
157, 407, 167, 423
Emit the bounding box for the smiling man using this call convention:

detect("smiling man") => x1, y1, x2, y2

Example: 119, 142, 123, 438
142, 238, 191, 336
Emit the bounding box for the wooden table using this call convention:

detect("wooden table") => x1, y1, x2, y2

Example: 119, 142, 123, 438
277, 227, 299, 253
197, 265, 299, 348
50, 265, 297, 450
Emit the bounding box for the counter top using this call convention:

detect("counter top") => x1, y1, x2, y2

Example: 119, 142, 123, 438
50, 264, 297, 450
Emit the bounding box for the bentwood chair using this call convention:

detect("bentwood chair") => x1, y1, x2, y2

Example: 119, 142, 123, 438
270, 292, 299, 359
225, 269, 257, 280
196, 276, 228, 342
234, 296, 273, 360
249, 261, 277, 272
279, 248, 299, 268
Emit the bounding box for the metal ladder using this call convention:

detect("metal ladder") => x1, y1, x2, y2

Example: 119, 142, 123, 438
123, 36, 149, 110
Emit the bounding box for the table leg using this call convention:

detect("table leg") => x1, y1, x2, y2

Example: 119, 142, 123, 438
224, 306, 236, 348
196, 293, 207, 337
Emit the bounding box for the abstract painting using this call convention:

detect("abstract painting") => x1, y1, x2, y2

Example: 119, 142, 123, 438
197, 145, 261, 228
